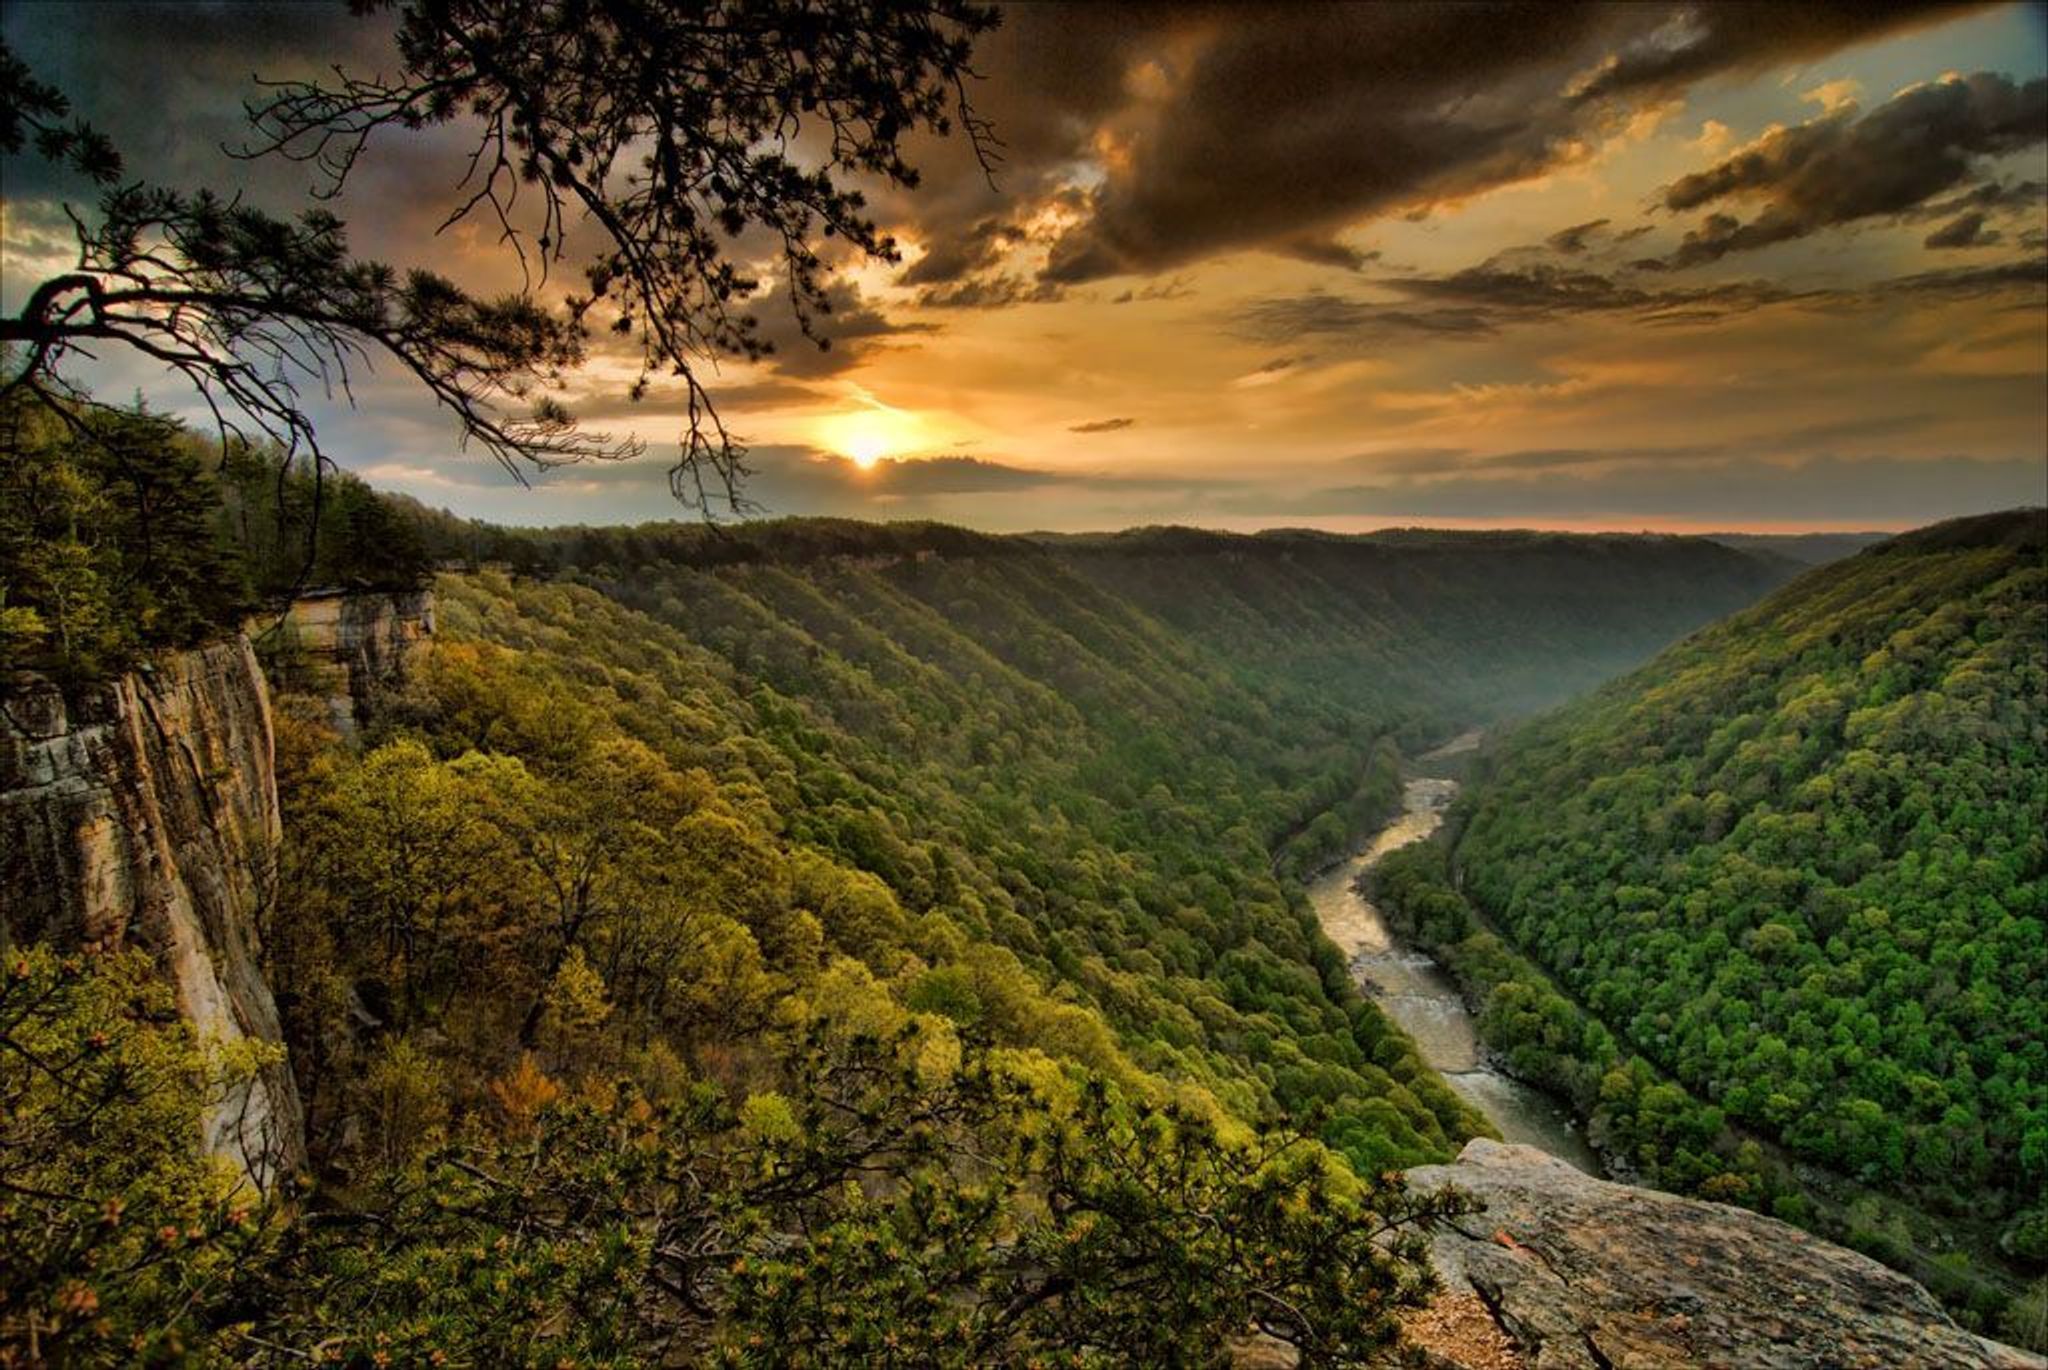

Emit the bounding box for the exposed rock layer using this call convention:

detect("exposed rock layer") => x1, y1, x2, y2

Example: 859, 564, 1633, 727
1, 638, 304, 1190
251, 588, 435, 738
1408, 1139, 2042, 1370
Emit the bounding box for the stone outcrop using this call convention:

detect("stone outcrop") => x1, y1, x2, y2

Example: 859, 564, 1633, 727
250, 588, 434, 738
1, 639, 304, 1192
1407, 1139, 2043, 1370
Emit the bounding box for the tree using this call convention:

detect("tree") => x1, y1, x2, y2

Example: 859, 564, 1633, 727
247, 1025, 1470, 1365
0, 946, 274, 1363
0, 0, 997, 507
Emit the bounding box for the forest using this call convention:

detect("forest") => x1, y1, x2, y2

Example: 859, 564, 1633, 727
1, 395, 1801, 1362
7, 0, 2045, 1358
1374, 510, 2048, 1340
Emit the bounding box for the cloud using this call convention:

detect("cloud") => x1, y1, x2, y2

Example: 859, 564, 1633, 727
1229, 293, 1494, 344
1025, 4, 1958, 284
1217, 454, 2045, 524
743, 279, 936, 378
1566, 5, 1969, 104
1395, 262, 1663, 313
1109, 278, 1195, 305
566, 376, 830, 424
898, 216, 1030, 286
821, 453, 1060, 496
1343, 447, 1471, 475
1650, 71, 2047, 267
1924, 212, 2002, 250
915, 274, 1065, 310
1546, 219, 1612, 255
738, 447, 1229, 518
1231, 356, 1309, 389
1273, 238, 1378, 271
1225, 249, 2045, 349
1068, 417, 1135, 433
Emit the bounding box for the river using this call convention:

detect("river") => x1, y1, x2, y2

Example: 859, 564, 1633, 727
1307, 739, 1602, 1174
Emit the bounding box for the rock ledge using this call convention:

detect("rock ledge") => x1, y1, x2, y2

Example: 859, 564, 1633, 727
1407, 1139, 2042, 1370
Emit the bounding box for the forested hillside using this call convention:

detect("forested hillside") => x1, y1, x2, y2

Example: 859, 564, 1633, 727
6, 397, 1815, 1360
1379, 509, 2046, 1338
364, 521, 1783, 1164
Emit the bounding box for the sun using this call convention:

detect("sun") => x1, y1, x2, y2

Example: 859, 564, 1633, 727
817, 406, 924, 469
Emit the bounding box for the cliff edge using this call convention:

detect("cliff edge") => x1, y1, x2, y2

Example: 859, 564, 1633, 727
1407, 1139, 2042, 1369
1, 638, 304, 1191
252, 587, 435, 739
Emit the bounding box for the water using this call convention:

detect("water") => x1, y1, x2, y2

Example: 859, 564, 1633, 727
1306, 759, 1603, 1174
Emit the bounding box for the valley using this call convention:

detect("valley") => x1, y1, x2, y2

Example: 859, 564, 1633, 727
1306, 764, 1602, 1176
2, 397, 2041, 1362
6, 3, 2045, 1361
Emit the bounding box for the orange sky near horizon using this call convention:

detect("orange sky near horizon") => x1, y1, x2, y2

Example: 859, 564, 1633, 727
3, 2, 2044, 535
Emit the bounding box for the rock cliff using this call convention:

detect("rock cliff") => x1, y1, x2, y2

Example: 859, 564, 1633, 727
251, 588, 435, 738
0, 638, 304, 1192
1407, 1139, 2043, 1370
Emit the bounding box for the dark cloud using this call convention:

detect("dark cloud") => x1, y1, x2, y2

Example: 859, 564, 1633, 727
1650, 72, 2047, 268
1274, 239, 1378, 272
1069, 417, 1136, 434
1343, 447, 1471, 475
567, 377, 829, 425
829, 454, 1059, 496
1925, 212, 2002, 250
0, 2, 384, 204
1913, 178, 2048, 221
1465, 444, 1721, 472
898, 216, 1030, 286
1109, 278, 1195, 305
1546, 219, 1612, 255
1230, 293, 1495, 344
1566, 4, 1974, 104
1027, 3, 1958, 283
915, 275, 1065, 310
1395, 263, 1661, 313
1884, 257, 2048, 299
1227, 250, 2045, 348
744, 280, 937, 378
739, 448, 1229, 516
1346, 415, 1940, 481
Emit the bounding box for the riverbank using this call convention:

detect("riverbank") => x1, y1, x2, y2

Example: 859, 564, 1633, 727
1304, 756, 1601, 1175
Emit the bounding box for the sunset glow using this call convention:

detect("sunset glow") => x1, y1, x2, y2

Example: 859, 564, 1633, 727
4, 2, 2043, 533
816, 406, 927, 471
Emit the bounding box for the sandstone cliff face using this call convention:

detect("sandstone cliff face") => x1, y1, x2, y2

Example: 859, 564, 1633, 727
0, 639, 305, 1191
252, 588, 435, 739
1407, 1139, 2043, 1370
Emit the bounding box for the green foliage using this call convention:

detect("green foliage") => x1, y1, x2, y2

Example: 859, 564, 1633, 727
0, 388, 435, 681
0, 947, 269, 1364
1, 412, 1828, 1361
1432, 509, 2047, 1326
214, 445, 435, 597
249, 1027, 1466, 1366
1455, 512, 2045, 1203
0, 394, 248, 678
1370, 842, 1771, 1204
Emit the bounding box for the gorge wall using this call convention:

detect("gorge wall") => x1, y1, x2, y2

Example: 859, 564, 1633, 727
251, 588, 436, 739
0, 588, 436, 1192
0, 637, 304, 1191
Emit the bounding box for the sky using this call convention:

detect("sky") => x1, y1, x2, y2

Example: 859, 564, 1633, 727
4, 1, 2046, 533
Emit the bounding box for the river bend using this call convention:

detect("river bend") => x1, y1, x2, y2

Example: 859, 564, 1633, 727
1307, 758, 1602, 1174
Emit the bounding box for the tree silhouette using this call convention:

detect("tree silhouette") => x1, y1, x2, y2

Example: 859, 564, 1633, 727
0, 1, 997, 509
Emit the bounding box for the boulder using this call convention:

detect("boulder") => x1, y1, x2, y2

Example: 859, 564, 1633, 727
1407, 1139, 2042, 1370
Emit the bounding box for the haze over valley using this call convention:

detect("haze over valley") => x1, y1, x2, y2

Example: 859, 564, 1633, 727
1, 3, 2044, 1365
